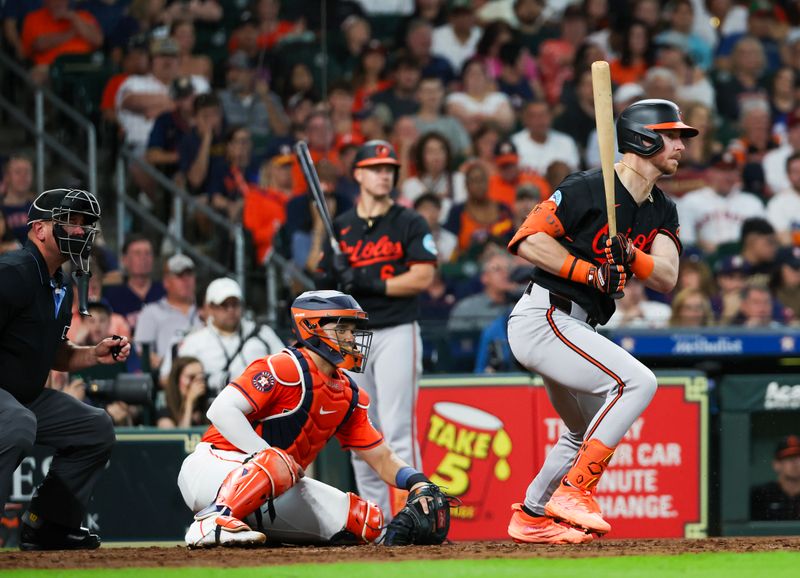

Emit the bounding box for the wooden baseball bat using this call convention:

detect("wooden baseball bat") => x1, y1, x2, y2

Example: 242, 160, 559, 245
591, 60, 617, 238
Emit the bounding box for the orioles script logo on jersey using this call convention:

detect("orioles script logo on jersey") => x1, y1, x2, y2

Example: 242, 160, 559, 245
341, 236, 404, 267
252, 371, 276, 392
591, 224, 659, 260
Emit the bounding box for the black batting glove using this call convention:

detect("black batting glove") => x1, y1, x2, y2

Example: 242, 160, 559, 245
588, 262, 626, 297
340, 267, 386, 296
604, 234, 637, 267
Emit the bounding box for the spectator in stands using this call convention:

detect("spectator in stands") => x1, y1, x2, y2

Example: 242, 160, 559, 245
0, 211, 21, 255
725, 99, 780, 198
605, 277, 672, 329
553, 68, 596, 164
160, 277, 283, 393
370, 53, 422, 122
473, 306, 514, 374
659, 100, 719, 198
117, 36, 210, 195
509, 184, 541, 237
640, 66, 679, 103
289, 111, 337, 195
335, 15, 372, 81
332, 133, 363, 199
80, 0, 129, 42
733, 283, 781, 327
245, 149, 293, 265
655, 41, 715, 110
0, 154, 34, 245
69, 260, 132, 344
471, 124, 501, 167
772, 247, 800, 324
675, 256, 717, 301
229, 0, 301, 55
656, 0, 713, 71
180, 92, 226, 196
1, 0, 42, 61
226, 10, 261, 62
669, 288, 715, 327
45, 370, 86, 402
767, 66, 795, 128
354, 103, 392, 143
714, 36, 769, 123
512, 0, 558, 55
170, 19, 212, 82
163, 0, 222, 25
207, 126, 261, 224
413, 75, 472, 159
100, 34, 150, 126
145, 76, 196, 178
496, 41, 540, 112
609, 20, 654, 86
431, 0, 481, 74
20, 0, 103, 85
763, 113, 800, 198
512, 101, 580, 175
545, 160, 571, 193
446, 57, 515, 135
739, 217, 779, 287
352, 39, 391, 113
750, 435, 800, 521
401, 132, 466, 222
447, 251, 517, 332
537, 5, 587, 106
404, 19, 455, 87
218, 51, 289, 158
678, 152, 765, 255
488, 139, 549, 208
108, 0, 168, 61
327, 81, 358, 138
767, 153, 800, 246
134, 253, 201, 373
445, 161, 514, 256
104, 234, 166, 332
413, 192, 457, 264
474, 19, 514, 79
158, 356, 208, 428
714, 255, 749, 325
585, 82, 644, 170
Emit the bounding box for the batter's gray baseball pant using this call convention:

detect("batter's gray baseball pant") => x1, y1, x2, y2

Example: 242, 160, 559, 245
0, 388, 115, 528
507, 285, 657, 515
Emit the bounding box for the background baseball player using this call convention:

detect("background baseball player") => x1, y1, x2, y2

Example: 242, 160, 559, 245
317, 140, 437, 518
504, 99, 697, 543
178, 290, 449, 547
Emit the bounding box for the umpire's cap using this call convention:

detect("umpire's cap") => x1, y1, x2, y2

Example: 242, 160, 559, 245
616, 99, 698, 157
353, 140, 401, 169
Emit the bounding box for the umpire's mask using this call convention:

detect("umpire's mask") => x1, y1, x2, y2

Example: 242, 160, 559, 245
28, 188, 101, 273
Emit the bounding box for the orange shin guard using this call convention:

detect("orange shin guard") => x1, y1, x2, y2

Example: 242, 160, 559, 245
216, 447, 302, 520
566, 439, 616, 492
344, 492, 384, 543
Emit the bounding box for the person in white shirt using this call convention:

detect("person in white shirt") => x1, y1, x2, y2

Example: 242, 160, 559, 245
160, 277, 284, 394
762, 112, 800, 196
767, 151, 800, 246
678, 152, 765, 254
446, 57, 515, 134
603, 278, 672, 329
511, 101, 580, 175
431, 1, 482, 74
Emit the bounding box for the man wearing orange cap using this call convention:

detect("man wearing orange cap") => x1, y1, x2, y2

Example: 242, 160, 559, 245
489, 139, 551, 208
750, 435, 800, 520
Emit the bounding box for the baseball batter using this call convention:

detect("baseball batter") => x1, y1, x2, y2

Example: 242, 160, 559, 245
505, 99, 697, 543
178, 290, 450, 547
318, 140, 437, 518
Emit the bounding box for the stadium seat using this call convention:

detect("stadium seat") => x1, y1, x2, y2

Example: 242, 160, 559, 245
49, 52, 114, 125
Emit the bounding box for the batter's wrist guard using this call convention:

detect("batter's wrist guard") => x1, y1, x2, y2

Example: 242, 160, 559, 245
630, 248, 654, 280
559, 255, 594, 285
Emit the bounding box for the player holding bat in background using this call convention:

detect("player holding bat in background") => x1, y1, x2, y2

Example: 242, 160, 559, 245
505, 94, 697, 544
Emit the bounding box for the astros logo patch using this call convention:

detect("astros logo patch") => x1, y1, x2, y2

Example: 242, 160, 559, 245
252, 371, 275, 392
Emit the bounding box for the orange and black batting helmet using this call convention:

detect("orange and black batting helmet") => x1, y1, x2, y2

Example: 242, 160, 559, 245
616, 99, 698, 157
353, 139, 401, 170
290, 290, 372, 372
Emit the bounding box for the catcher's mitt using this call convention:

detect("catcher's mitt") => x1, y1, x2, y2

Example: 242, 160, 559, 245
383, 484, 452, 546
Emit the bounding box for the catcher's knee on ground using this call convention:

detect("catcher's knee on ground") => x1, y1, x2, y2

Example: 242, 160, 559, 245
329, 492, 383, 544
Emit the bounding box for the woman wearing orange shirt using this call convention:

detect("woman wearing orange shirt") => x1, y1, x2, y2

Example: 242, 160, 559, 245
609, 20, 653, 86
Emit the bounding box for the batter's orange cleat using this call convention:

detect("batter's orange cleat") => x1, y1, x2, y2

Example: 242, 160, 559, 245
544, 482, 611, 534
508, 503, 593, 544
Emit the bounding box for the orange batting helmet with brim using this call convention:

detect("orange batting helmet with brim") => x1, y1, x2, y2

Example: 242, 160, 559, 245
353, 139, 401, 169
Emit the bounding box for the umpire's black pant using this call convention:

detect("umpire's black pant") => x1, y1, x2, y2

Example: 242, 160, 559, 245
0, 387, 115, 529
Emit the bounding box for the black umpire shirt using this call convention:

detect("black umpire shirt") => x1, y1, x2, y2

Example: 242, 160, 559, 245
0, 240, 73, 404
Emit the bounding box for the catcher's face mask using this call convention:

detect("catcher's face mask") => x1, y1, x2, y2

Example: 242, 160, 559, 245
29, 189, 101, 274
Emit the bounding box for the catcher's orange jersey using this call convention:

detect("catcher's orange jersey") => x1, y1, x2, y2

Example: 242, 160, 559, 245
202, 347, 383, 468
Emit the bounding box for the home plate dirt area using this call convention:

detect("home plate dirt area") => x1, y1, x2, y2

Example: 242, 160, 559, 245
2, 537, 800, 569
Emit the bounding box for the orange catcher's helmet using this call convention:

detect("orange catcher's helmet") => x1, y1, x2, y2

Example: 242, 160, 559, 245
290, 290, 372, 372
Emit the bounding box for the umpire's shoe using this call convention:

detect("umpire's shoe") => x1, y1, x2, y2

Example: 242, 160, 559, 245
19, 514, 101, 551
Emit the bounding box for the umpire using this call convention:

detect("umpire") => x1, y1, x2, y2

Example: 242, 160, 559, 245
0, 188, 131, 551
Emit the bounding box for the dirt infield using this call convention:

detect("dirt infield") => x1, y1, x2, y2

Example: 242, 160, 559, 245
2, 537, 799, 569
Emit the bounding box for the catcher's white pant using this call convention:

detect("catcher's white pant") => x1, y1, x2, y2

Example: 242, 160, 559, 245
347, 322, 422, 519
507, 284, 657, 516
178, 442, 350, 543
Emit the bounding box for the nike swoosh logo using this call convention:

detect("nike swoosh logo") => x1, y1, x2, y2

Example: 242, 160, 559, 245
319, 407, 337, 415
341, 227, 351, 236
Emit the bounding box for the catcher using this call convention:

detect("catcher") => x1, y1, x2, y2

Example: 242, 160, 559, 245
178, 290, 450, 547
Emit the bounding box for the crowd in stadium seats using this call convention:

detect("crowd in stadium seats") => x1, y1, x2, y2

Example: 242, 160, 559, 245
2, 0, 800, 388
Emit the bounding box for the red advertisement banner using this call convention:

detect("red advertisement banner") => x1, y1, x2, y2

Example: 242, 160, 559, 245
418, 374, 707, 541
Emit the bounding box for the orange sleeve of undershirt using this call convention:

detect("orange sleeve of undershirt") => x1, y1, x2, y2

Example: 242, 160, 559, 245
507, 199, 565, 255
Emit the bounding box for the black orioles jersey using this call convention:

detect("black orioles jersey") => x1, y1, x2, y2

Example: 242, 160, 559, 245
320, 204, 438, 328
509, 168, 682, 325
